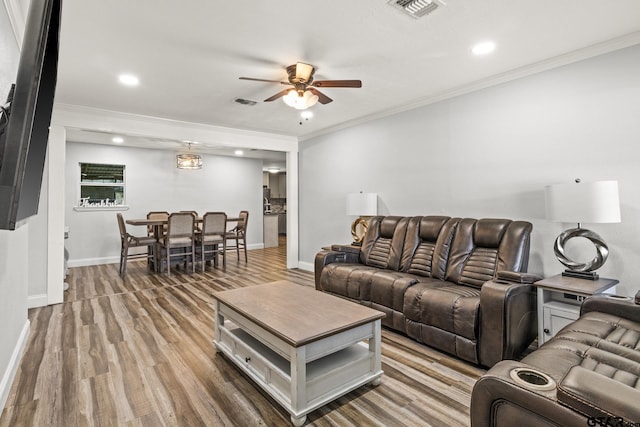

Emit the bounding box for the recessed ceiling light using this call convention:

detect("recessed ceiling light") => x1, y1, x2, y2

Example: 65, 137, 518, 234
268, 167, 280, 174
234, 150, 244, 156
300, 111, 313, 119
472, 41, 496, 56
118, 74, 139, 86
112, 136, 124, 143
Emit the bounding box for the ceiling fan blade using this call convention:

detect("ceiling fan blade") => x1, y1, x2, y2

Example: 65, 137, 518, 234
308, 88, 333, 104
312, 80, 362, 88
264, 89, 293, 102
239, 77, 289, 85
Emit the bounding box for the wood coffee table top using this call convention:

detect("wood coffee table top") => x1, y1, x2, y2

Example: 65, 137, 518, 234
213, 280, 385, 347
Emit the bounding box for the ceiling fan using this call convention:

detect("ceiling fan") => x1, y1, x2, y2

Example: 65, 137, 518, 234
239, 62, 362, 109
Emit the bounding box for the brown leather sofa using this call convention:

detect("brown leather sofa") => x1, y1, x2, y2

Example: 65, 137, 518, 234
471, 294, 640, 426
315, 215, 536, 367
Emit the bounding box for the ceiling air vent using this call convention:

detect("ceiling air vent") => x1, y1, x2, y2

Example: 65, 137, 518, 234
234, 98, 258, 106
388, 0, 446, 19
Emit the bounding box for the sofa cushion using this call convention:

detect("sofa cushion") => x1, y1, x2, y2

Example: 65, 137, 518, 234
404, 280, 480, 341
318, 263, 380, 301
400, 216, 457, 280
446, 218, 532, 288
360, 216, 408, 271
369, 271, 418, 312
557, 366, 640, 423
522, 310, 640, 385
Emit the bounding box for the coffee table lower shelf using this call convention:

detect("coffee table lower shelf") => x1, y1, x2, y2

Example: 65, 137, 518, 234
214, 304, 383, 426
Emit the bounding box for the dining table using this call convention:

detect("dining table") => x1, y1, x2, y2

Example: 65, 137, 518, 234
126, 216, 241, 272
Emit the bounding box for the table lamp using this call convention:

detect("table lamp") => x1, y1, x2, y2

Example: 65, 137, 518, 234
544, 179, 621, 280
346, 192, 377, 245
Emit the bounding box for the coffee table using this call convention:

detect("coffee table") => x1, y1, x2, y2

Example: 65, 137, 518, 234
213, 280, 385, 426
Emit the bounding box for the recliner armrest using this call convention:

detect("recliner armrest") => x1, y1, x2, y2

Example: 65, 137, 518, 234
496, 270, 542, 284
478, 277, 537, 367
314, 247, 362, 289
581, 294, 640, 323
471, 360, 584, 427
330, 244, 361, 255
558, 366, 640, 424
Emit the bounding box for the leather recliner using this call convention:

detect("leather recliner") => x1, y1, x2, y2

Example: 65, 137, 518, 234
471, 294, 640, 426
315, 215, 536, 367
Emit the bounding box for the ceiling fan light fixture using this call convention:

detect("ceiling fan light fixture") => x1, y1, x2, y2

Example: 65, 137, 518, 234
295, 62, 314, 82
283, 89, 318, 110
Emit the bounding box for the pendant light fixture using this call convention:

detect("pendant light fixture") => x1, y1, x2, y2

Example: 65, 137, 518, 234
176, 142, 202, 169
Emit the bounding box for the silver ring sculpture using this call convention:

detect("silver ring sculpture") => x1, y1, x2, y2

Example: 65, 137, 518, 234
553, 227, 608, 272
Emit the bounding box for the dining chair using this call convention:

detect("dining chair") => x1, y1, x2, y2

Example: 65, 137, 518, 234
146, 211, 169, 237
180, 210, 201, 232
225, 210, 249, 262
158, 212, 196, 277
116, 213, 157, 277
198, 212, 227, 270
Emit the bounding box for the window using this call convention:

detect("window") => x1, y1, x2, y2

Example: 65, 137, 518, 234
78, 163, 125, 207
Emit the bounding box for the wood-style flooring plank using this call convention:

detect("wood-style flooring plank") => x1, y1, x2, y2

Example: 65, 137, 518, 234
1, 238, 484, 426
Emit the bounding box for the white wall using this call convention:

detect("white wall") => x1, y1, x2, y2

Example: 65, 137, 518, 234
299, 44, 640, 297
0, 0, 31, 410
26, 150, 49, 305
65, 141, 264, 266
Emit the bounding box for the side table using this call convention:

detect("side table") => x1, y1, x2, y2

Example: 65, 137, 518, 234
532, 274, 618, 346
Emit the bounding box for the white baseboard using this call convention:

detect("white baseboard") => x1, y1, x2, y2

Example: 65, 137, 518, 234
27, 294, 48, 309
298, 261, 314, 272
68, 256, 119, 267
68, 244, 266, 268
0, 319, 30, 412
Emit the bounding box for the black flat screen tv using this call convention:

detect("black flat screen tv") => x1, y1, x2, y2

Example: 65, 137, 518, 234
0, 0, 61, 230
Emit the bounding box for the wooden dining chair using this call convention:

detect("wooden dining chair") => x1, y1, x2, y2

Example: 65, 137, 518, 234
146, 211, 169, 237
180, 210, 201, 232
116, 213, 157, 277
225, 210, 249, 262
158, 212, 196, 277
198, 212, 227, 270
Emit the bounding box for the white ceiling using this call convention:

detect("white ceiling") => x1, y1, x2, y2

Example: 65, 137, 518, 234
55, 0, 640, 143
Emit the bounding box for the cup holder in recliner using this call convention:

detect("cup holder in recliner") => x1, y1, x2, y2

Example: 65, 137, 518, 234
605, 294, 631, 300
509, 368, 556, 391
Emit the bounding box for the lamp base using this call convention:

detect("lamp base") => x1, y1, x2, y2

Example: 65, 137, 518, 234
561, 269, 599, 281
350, 216, 371, 245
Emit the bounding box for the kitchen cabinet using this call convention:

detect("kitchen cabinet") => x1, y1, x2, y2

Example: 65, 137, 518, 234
268, 173, 286, 199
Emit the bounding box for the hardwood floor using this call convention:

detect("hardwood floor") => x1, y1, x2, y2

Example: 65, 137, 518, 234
1, 239, 485, 426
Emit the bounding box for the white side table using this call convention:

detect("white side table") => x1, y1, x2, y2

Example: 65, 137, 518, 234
533, 274, 618, 346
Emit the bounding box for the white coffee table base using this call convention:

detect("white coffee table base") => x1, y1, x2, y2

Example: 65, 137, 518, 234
214, 301, 383, 425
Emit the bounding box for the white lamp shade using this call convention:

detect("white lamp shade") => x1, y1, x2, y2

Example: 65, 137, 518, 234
545, 180, 621, 224
346, 193, 377, 216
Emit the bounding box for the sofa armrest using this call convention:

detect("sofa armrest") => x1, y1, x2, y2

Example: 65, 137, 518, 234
478, 276, 538, 367
314, 247, 362, 289
496, 270, 542, 284
471, 360, 585, 427
581, 293, 640, 323
330, 244, 361, 255
558, 365, 640, 424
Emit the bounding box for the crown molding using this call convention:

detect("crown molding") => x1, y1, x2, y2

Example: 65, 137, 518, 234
300, 32, 640, 142
52, 103, 299, 152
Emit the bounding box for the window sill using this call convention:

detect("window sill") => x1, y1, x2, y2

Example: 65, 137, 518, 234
73, 206, 130, 212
